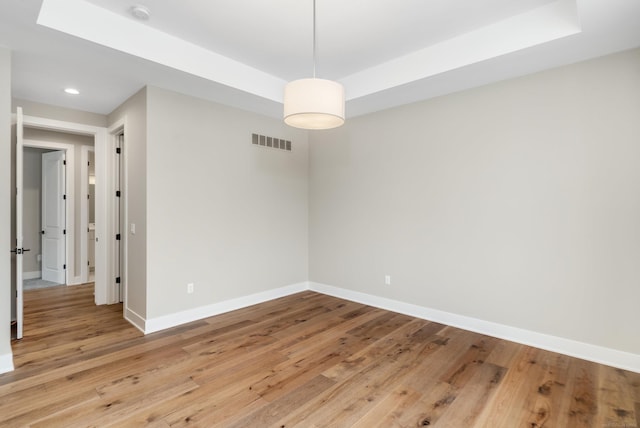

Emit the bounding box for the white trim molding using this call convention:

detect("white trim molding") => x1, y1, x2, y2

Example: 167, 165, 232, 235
23, 271, 40, 280
308, 282, 640, 374
124, 307, 146, 334
120, 279, 640, 374
0, 353, 14, 375
79, 145, 95, 285
107, 120, 125, 306
21, 114, 109, 304
144, 282, 308, 334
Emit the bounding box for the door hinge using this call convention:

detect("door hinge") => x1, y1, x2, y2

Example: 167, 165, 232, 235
116, 147, 121, 154
88, 260, 90, 266
115, 277, 121, 284
63, 160, 66, 166
63, 264, 66, 269
87, 194, 90, 200
63, 194, 67, 200
116, 190, 121, 197
41, 230, 45, 235
116, 234, 121, 241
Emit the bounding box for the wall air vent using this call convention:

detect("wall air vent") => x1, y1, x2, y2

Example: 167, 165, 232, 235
252, 133, 291, 152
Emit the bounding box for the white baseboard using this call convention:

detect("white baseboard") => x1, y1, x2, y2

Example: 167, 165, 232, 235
66, 276, 83, 286
308, 282, 640, 374
144, 282, 308, 334
66, 281, 87, 288
23, 271, 40, 280
0, 352, 14, 374
124, 307, 146, 333
118, 279, 640, 373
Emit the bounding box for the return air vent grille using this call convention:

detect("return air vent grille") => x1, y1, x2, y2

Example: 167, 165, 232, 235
252, 133, 291, 152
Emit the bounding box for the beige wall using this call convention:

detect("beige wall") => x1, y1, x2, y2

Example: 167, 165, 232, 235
145, 86, 309, 319
309, 48, 640, 355
108, 88, 147, 319
1, 47, 12, 366
4, 44, 637, 370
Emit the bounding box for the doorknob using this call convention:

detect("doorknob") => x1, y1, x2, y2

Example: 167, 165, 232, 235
10, 248, 30, 254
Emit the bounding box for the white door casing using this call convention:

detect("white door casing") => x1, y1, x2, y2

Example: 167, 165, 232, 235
20, 114, 110, 305
15, 107, 24, 339
41, 150, 66, 284
108, 120, 127, 307
115, 132, 123, 303
80, 145, 95, 284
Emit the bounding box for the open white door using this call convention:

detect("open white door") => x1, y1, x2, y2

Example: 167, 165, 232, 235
41, 150, 66, 284
14, 107, 25, 339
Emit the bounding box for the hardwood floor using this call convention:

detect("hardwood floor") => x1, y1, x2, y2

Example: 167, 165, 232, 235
2, 284, 639, 427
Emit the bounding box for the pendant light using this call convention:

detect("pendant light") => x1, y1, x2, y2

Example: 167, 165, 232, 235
283, 0, 345, 130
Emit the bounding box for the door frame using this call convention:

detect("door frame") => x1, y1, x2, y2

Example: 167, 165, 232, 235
80, 145, 95, 284
109, 119, 127, 306
20, 114, 112, 304
24, 140, 75, 284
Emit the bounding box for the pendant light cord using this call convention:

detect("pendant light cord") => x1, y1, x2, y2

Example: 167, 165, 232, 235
313, 0, 317, 78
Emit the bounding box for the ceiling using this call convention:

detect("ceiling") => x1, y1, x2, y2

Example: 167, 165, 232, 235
1, 0, 639, 120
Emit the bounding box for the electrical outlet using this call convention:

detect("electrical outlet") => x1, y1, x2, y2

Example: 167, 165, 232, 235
385, 275, 391, 285
187, 283, 194, 294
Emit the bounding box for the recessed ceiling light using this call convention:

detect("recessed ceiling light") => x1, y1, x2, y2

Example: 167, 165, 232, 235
130, 5, 151, 20
64, 88, 80, 95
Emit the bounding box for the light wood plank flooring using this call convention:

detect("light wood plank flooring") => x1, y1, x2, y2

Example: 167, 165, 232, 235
1, 284, 639, 427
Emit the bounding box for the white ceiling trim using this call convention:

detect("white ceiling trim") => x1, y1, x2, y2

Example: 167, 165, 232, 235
343, 0, 581, 100
37, 0, 286, 103
10, 0, 637, 118
37, 0, 581, 106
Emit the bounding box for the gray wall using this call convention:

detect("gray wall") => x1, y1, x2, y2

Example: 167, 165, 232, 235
145, 86, 309, 319
309, 48, 640, 356
0, 47, 12, 366
108, 88, 148, 319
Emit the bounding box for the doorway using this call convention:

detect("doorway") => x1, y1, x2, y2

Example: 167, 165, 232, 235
22, 146, 70, 290
12, 109, 114, 340
21, 135, 87, 290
